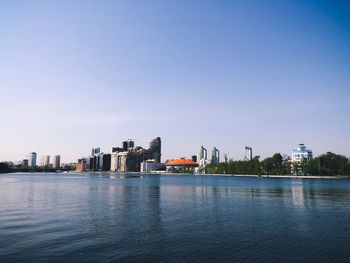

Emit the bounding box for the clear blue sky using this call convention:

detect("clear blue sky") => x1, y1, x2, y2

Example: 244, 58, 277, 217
1, 0, 350, 163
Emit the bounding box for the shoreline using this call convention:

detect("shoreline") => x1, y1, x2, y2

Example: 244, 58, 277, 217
4, 171, 350, 179
202, 173, 350, 179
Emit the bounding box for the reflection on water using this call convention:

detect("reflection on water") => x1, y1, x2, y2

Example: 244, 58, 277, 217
0, 173, 350, 263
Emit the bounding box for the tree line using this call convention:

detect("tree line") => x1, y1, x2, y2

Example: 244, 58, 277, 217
0, 162, 74, 173
202, 152, 350, 176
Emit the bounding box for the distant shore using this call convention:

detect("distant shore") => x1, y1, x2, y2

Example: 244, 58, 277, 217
202, 173, 350, 179
3, 171, 350, 179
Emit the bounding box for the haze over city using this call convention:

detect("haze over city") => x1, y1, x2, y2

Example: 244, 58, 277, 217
1, 0, 349, 163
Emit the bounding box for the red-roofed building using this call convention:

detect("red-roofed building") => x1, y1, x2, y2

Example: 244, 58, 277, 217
165, 159, 198, 173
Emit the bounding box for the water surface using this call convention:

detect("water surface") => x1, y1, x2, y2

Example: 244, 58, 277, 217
0, 173, 349, 262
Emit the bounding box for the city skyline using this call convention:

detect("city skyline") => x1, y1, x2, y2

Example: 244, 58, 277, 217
1, 1, 350, 163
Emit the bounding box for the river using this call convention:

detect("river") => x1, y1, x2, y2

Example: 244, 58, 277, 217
0, 173, 349, 262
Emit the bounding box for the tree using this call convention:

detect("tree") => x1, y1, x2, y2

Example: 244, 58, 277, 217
0, 162, 10, 173
305, 152, 350, 176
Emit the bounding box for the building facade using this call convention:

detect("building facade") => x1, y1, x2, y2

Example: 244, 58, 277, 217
149, 137, 161, 163
53, 155, 61, 169
291, 144, 313, 163
198, 146, 208, 167
40, 155, 50, 167
211, 147, 220, 165
28, 152, 37, 167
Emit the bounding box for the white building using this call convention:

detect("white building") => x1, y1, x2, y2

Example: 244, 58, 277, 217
40, 155, 50, 167
28, 152, 37, 167
198, 146, 208, 167
140, 159, 165, 172
110, 152, 118, 172
291, 144, 313, 163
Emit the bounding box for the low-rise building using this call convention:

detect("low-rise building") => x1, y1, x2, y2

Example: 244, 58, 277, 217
140, 159, 165, 172
292, 144, 313, 163
291, 144, 313, 175
165, 159, 198, 173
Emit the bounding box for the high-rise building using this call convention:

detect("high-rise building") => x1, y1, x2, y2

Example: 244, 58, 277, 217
22, 159, 29, 167
244, 146, 253, 161
110, 152, 118, 172
75, 158, 87, 172
111, 147, 122, 153
122, 140, 135, 151
116, 151, 139, 172
28, 152, 37, 167
211, 147, 220, 165
53, 155, 61, 169
40, 155, 50, 167
149, 137, 161, 163
198, 146, 207, 167
191, 155, 197, 162
102, 154, 111, 171
91, 148, 100, 156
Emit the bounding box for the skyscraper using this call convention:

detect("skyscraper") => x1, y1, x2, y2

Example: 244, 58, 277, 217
91, 148, 100, 156
28, 152, 37, 167
211, 147, 220, 165
122, 140, 135, 151
198, 146, 207, 167
149, 137, 161, 163
244, 146, 253, 161
53, 155, 61, 169
40, 155, 50, 167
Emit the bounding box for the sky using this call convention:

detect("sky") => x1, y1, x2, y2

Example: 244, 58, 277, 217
1, 0, 350, 163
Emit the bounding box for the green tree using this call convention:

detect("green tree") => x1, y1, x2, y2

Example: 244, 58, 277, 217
0, 162, 11, 173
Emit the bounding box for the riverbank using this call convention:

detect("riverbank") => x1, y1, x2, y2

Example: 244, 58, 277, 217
4, 170, 350, 179
204, 173, 350, 179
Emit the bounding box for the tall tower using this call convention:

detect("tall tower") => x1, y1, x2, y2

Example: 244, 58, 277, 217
244, 146, 253, 161
198, 146, 207, 160
40, 155, 50, 167
53, 155, 61, 169
91, 148, 100, 156
28, 152, 37, 167
122, 140, 135, 151
149, 137, 161, 163
198, 146, 207, 167
211, 147, 220, 165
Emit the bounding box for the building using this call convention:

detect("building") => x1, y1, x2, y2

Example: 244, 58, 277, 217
28, 152, 37, 167
140, 159, 166, 172
22, 159, 29, 167
211, 147, 220, 165
89, 154, 103, 171
88, 147, 112, 171
245, 146, 253, 161
40, 155, 50, 167
102, 154, 111, 171
53, 155, 61, 169
291, 144, 313, 175
122, 140, 134, 151
111, 147, 122, 153
291, 144, 313, 163
91, 147, 100, 156
191, 155, 197, 162
110, 152, 118, 172
198, 146, 208, 167
76, 158, 87, 172
165, 159, 198, 173
116, 151, 140, 172
149, 137, 161, 163
77, 137, 162, 173
109, 137, 162, 172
